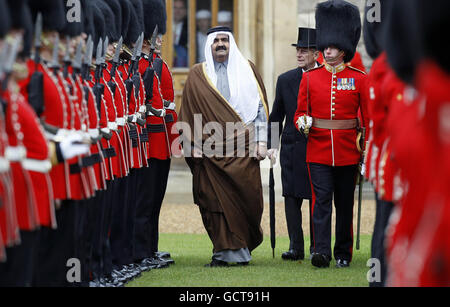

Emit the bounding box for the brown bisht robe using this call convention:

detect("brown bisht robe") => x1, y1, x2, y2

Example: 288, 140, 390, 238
179, 61, 269, 253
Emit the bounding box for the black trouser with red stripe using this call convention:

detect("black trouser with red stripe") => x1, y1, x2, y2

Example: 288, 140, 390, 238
308, 163, 358, 262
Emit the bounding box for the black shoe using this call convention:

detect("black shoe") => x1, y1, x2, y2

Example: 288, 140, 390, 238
144, 257, 170, 269
137, 260, 153, 272
204, 259, 229, 268
155, 251, 171, 259
311, 253, 331, 268
153, 253, 175, 265
236, 262, 249, 266
335, 259, 350, 268
281, 250, 304, 261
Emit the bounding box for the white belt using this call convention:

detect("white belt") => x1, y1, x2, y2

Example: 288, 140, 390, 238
108, 122, 118, 131
166, 102, 176, 111
22, 159, 52, 173
116, 117, 126, 126
100, 127, 111, 134
139, 105, 147, 113
5, 146, 27, 162
89, 128, 100, 139
0, 157, 10, 173
148, 109, 166, 118
130, 114, 138, 123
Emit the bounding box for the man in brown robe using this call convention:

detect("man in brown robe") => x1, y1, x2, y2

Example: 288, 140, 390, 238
178, 26, 269, 267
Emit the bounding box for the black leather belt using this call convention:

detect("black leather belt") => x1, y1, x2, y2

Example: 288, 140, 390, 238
147, 124, 166, 133
165, 113, 174, 123
81, 153, 101, 167
102, 147, 117, 158
140, 128, 149, 143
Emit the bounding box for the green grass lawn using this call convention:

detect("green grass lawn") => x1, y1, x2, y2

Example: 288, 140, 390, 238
128, 233, 372, 287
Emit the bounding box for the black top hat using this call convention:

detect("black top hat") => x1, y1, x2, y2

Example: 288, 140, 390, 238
292, 27, 317, 48
316, 0, 361, 63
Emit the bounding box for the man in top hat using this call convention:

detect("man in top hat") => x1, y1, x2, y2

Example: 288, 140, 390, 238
179, 26, 268, 267
294, 0, 368, 269
267, 27, 319, 261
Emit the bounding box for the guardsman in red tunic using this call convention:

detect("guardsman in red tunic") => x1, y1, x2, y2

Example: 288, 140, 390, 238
294, 0, 368, 269
127, 0, 171, 270
134, 0, 176, 268
382, 0, 450, 286
362, 0, 401, 287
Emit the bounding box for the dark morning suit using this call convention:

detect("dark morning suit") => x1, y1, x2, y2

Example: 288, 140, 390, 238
269, 67, 313, 258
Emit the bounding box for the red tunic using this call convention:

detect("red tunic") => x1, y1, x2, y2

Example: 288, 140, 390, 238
139, 57, 171, 161
158, 54, 181, 157
21, 60, 69, 200
294, 63, 369, 167
103, 67, 127, 178
118, 64, 143, 169
386, 61, 450, 286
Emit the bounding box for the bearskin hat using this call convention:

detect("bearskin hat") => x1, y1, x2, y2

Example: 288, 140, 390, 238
315, 0, 361, 63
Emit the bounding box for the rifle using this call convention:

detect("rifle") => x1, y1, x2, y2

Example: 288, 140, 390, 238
356, 126, 366, 251
28, 13, 45, 116
49, 34, 60, 76
107, 36, 123, 98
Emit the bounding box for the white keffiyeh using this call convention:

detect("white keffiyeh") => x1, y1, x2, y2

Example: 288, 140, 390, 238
204, 31, 261, 125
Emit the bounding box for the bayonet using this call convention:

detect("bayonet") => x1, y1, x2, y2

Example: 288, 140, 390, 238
63, 36, 72, 79
109, 36, 122, 85
112, 37, 122, 65
33, 13, 43, 63
148, 25, 158, 65
1, 38, 20, 91
94, 38, 104, 83
150, 25, 158, 51
81, 35, 93, 81
136, 33, 144, 59
102, 36, 109, 61
72, 41, 83, 72
95, 37, 103, 66
50, 34, 60, 74
5, 38, 20, 74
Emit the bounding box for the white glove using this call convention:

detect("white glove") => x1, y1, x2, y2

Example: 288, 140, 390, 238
296, 115, 313, 131
60, 133, 90, 160
255, 142, 267, 161
267, 148, 278, 164
360, 162, 366, 177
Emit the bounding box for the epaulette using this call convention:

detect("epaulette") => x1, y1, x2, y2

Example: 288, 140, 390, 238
347, 65, 367, 75
305, 64, 324, 73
